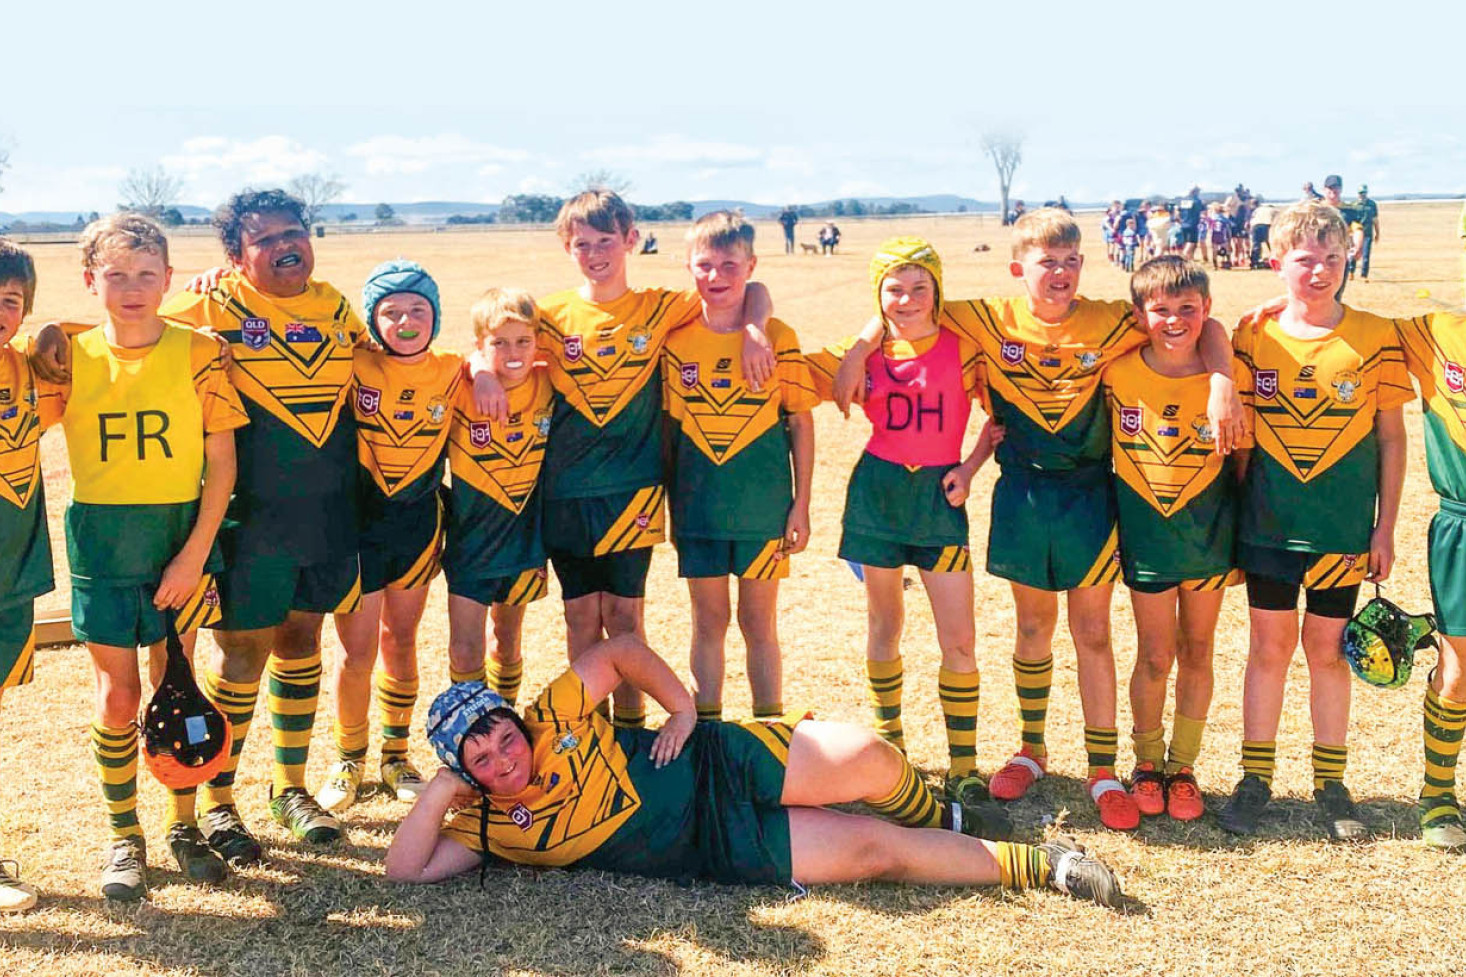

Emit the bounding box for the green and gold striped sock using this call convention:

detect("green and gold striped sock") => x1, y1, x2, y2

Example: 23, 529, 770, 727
165, 787, 198, 829
1014, 655, 1052, 759
995, 841, 1052, 891
696, 703, 723, 722
1166, 713, 1206, 775
334, 719, 369, 764
1311, 742, 1347, 792
1421, 685, 1466, 826
753, 701, 784, 720
91, 723, 142, 840
867, 753, 942, 828
1241, 740, 1277, 786
939, 666, 980, 778
1085, 726, 1119, 778
866, 656, 905, 753
449, 663, 487, 684
612, 705, 646, 729
202, 671, 258, 810
486, 657, 522, 706
269, 653, 322, 794
375, 672, 418, 764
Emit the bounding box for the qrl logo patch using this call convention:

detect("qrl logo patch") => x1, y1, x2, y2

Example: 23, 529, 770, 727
1445, 361, 1465, 394
508, 803, 534, 831
1254, 369, 1279, 401
1000, 340, 1026, 365
635, 514, 651, 529
1119, 406, 1143, 436
563, 335, 583, 362
241, 317, 270, 351
356, 385, 382, 417
680, 363, 699, 388
203, 586, 220, 607
469, 421, 491, 448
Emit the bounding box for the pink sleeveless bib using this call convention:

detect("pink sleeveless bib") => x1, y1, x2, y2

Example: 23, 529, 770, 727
862, 328, 971, 467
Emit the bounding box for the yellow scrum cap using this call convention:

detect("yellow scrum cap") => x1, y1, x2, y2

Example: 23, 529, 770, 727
870, 236, 943, 322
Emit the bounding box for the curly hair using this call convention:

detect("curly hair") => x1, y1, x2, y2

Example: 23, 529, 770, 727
213, 188, 309, 261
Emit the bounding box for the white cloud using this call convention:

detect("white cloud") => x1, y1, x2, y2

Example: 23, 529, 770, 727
583, 135, 762, 167
764, 146, 816, 177
516, 175, 558, 194
162, 135, 329, 185
345, 134, 530, 176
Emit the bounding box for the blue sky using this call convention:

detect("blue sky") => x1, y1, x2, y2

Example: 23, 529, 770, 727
3, 0, 1462, 212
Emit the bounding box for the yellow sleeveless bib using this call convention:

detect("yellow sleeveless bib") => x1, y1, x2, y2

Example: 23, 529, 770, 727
66, 324, 204, 505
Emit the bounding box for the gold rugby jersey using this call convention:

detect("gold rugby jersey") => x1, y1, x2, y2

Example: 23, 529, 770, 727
0, 339, 63, 511
446, 366, 554, 514
352, 347, 463, 503
1396, 313, 1466, 503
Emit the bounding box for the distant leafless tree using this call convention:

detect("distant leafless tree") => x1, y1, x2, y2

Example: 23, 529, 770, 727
0, 145, 9, 196
288, 172, 346, 224
571, 169, 633, 196
981, 132, 1023, 224
119, 165, 183, 216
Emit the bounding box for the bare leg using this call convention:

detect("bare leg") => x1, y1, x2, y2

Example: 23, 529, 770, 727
1301, 612, 1350, 745
687, 577, 732, 711
1128, 588, 1179, 737
379, 587, 429, 684
603, 594, 647, 719
1242, 608, 1299, 741
332, 592, 384, 742
736, 577, 783, 711
1066, 585, 1117, 729
863, 567, 905, 663
787, 807, 1000, 886
1174, 588, 1223, 722
917, 567, 976, 672
446, 594, 489, 679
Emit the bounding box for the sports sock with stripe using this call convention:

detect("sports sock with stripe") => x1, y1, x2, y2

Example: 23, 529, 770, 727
334, 719, 369, 764
753, 701, 784, 720
1014, 655, 1052, 759
375, 671, 418, 764
1311, 742, 1347, 791
1085, 726, 1119, 778
165, 787, 198, 829
612, 705, 646, 729
92, 723, 142, 841
1421, 685, 1466, 826
1166, 713, 1206, 775
866, 656, 905, 753
995, 841, 1052, 890
1241, 740, 1277, 786
867, 753, 942, 828
939, 666, 980, 778
485, 657, 522, 706
202, 671, 258, 810
449, 663, 487, 684
268, 652, 322, 794
696, 703, 723, 721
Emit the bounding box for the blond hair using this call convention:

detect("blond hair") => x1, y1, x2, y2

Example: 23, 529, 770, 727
554, 190, 635, 242
79, 213, 170, 271
470, 286, 538, 342
1011, 207, 1081, 260
1269, 200, 1348, 254
685, 210, 755, 256
1129, 255, 1211, 308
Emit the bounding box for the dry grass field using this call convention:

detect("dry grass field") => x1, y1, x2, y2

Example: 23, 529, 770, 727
2, 202, 1464, 977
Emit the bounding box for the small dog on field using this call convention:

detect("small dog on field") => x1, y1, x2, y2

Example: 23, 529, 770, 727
800, 242, 820, 254
973, 243, 991, 252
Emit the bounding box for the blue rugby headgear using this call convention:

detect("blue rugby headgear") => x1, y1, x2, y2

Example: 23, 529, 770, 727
361, 259, 442, 352
426, 681, 508, 790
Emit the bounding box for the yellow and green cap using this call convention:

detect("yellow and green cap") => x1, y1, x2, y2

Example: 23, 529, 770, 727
869, 236, 943, 322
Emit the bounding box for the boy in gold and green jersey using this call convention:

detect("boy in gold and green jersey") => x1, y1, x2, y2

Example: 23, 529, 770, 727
45, 215, 247, 901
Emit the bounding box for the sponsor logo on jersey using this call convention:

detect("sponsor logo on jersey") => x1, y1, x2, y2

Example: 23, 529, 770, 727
1446, 360, 1465, 394
1162, 404, 1180, 419
563, 335, 583, 362
284, 322, 323, 344
1000, 340, 1026, 365
628, 324, 652, 355
534, 409, 552, 437
469, 420, 491, 448
1119, 406, 1143, 436
357, 385, 382, 417
399, 389, 416, 402
0, 388, 12, 405
1297, 366, 1316, 380
715, 357, 732, 372
1293, 387, 1317, 399
508, 803, 534, 830
241, 317, 270, 351
552, 732, 580, 755
393, 409, 413, 420
1076, 350, 1101, 369
1331, 370, 1361, 404
427, 397, 448, 424
680, 363, 699, 388
1254, 369, 1278, 400
1191, 416, 1214, 443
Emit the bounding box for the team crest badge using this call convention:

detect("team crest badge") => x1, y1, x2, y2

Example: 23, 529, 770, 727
241, 317, 270, 351
469, 421, 491, 448
356, 385, 382, 417
1076, 350, 1101, 370
635, 514, 651, 529
1254, 369, 1279, 401
508, 803, 534, 831
534, 409, 552, 437
1119, 406, 1143, 436
680, 363, 699, 388
333, 327, 352, 347
203, 585, 220, 608
563, 335, 583, 362
629, 324, 652, 355
1446, 361, 1465, 394
1191, 416, 1215, 443
1331, 370, 1362, 404
552, 732, 580, 755
1000, 339, 1026, 365
427, 397, 448, 424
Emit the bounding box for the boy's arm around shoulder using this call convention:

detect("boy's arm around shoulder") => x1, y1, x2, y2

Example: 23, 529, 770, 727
573, 635, 697, 767
1199, 317, 1245, 456
1369, 406, 1407, 583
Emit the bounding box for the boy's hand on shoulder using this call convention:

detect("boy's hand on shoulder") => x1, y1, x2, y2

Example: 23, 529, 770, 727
185, 266, 230, 294
782, 504, 811, 556
1238, 294, 1287, 330
942, 463, 976, 507
741, 326, 774, 392
197, 327, 234, 368
29, 322, 71, 383
468, 354, 509, 423
1367, 525, 1395, 583
1207, 372, 1245, 456
153, 552, 206, 610
650, 710, 697, 769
